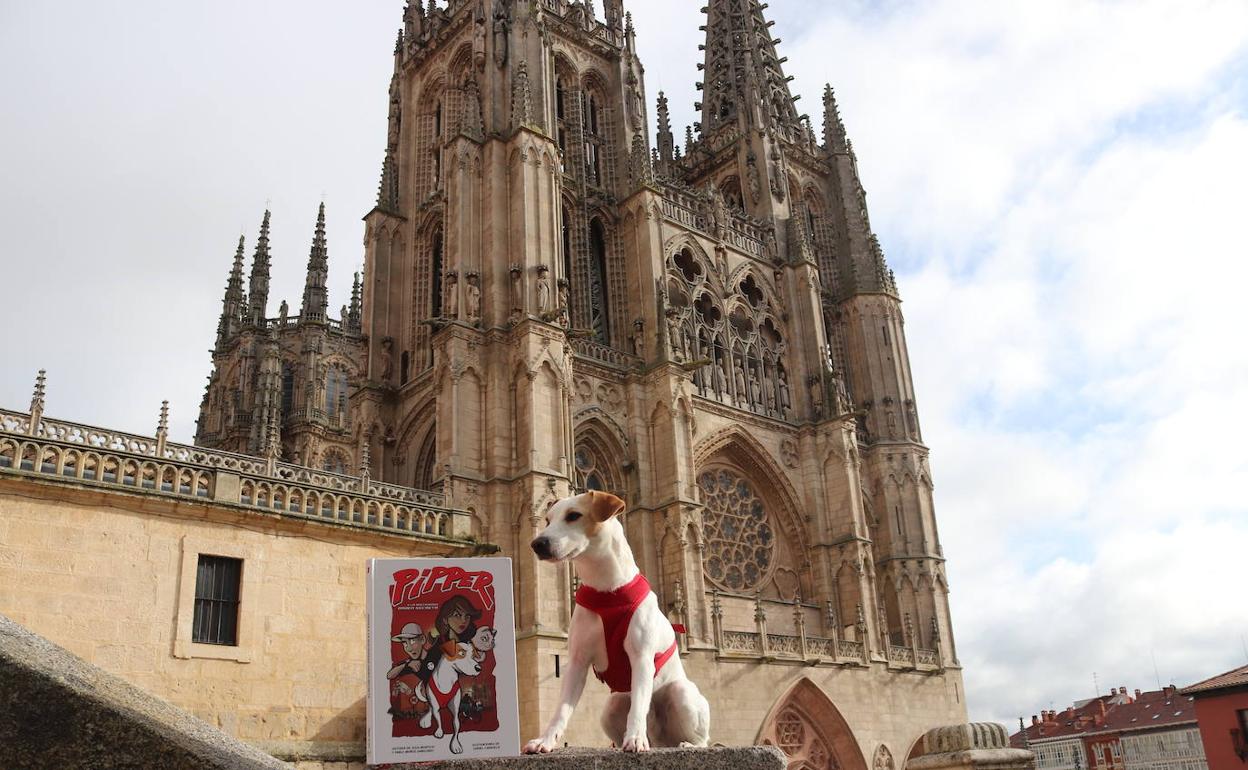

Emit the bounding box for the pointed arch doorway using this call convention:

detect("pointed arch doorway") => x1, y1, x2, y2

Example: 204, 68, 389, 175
757, 678, 869, 770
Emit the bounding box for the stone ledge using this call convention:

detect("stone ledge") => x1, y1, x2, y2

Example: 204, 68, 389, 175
0, 612, 288, 770
380, 746, 786, 770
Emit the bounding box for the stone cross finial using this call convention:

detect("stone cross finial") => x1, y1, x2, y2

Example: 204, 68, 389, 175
27, 369, 47, 435
157, 401, 169, 436
360, 440, 372, 488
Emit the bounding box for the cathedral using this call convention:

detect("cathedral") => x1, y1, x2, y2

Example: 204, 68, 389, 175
192, 0, 966, 765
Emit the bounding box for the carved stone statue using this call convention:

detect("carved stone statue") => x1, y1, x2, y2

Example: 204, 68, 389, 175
666, 310, 684, 360
379, 337, 394, 383
509, 264, 523, 320
711, 355, 727, 398
472, 0, 487, 70
631, 318, 644, 357
445, 271, 459, 319
734, 360, 747, 405
536, 265, 552, 314
763, 368, 777, 411
556, 278, 570, 328
778, 369, 792, 415
809, 375, 825, 419
466, 273, 481, 322
749, 364, 762, 406
492, 0, 510, 67
278, 300, 289, 325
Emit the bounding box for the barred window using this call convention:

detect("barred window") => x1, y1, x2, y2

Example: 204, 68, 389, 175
698, 467, 775, 592
193, 555, 242, 646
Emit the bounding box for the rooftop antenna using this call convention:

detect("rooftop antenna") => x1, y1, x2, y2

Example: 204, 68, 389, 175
1151, 649, 1162, 690
1092, 671, 1100, 697
1241, 634, 1248, 664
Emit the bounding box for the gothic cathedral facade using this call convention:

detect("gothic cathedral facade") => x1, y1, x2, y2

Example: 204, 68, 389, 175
196, 1, 966, 765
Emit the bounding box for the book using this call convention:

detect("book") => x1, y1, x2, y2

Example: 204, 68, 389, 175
366, 557, 520, 764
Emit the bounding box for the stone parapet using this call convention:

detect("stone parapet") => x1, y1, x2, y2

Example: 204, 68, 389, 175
0, 612, 288, 770
384, 746, 787, 770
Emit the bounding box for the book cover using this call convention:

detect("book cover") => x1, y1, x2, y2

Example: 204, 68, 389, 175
366, 557, 519, 764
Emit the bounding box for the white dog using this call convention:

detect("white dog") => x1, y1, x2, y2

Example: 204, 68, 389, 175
415, 640, 482, 754
524, 490, 710, 753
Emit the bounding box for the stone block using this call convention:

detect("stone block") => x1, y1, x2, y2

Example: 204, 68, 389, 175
0, 612, 287, 770
381, 746, 787, 770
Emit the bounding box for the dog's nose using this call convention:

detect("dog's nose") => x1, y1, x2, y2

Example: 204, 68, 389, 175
531, 536, 552, 560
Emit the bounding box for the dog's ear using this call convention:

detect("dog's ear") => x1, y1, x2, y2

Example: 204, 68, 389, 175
587, 490, 626, 522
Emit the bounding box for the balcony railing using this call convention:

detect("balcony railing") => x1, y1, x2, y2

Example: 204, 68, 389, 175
0, 407, 472, 543
570, 337, 642, 371
705, 589, 941, 671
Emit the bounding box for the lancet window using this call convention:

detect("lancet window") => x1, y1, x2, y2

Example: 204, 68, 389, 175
324, 367, 348, 419
584, 92, 603, 187
430, 229, 444, 319
588, 218, 610, 344
280, 364, 295, 416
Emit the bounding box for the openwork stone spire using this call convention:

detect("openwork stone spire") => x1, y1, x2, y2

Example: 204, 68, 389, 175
697, 0, 801, 136
247, 209, 272, 325
348, 271, 362, 330
217, 235, 247, 346
823, 84, 848, 154
655, 91, 674, 164
300, 203, 329, 325
376, 148, 400, 214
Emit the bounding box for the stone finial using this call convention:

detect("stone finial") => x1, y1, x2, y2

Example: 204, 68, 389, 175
27, 369, 47, 435
247, 209, 272, 326
823, 83, 848, 154
753, 591, 766, 624
300, 203, 330, 324
376, 148, 400, 214
157, 401, 169, 436
359, 440, 372, 486
710, 589, 722, 620
265, 409, 281, 462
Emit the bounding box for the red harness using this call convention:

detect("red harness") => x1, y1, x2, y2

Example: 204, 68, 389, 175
428, 676, 461, 710
575, 573, 684, 694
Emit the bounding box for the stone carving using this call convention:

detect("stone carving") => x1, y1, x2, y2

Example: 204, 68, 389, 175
492, 0, 510, 67
874, 744, 895, 770
379, 337, 394, 383
780, 439, 798, 469
556, 278, 570, 328
509, 264, 523, 321
444, 271, 459, 319
536, 265, 552, 314
465, 272, 481, 322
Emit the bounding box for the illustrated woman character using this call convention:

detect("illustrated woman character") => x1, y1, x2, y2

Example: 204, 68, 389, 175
417, 595, 483, 685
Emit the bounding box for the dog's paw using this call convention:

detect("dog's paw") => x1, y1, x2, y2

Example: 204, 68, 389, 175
523, 736, 559, 754
622, 733, 651, 752
450, 737, 463, 754
434, 728, 444, 739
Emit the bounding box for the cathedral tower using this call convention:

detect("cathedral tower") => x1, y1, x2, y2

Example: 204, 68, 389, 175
196, 0, 964, 763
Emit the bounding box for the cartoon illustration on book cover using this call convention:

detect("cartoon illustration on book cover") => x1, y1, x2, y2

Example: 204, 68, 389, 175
384, 566, 500, 754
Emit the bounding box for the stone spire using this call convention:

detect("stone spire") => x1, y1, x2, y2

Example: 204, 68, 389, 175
376, 148, 400, 214
655, 91, 674, 165
823, 84, 848, 154
348, 271, 362, 330
217, 235, 246, 346
300, 203, 329, 325
247, 209, 272, 326
28, 369, 46, 434
697, 0, 801, 137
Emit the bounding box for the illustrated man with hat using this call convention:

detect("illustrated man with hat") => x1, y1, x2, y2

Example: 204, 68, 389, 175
386, 622, 428, 681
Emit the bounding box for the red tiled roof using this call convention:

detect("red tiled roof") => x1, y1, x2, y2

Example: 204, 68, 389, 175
1009, 687, 1198, 747
1098, 689, 1196, 733
1181, 665, 1248, 696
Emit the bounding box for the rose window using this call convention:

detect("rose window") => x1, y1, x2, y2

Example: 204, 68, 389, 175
698, 468, 775, 591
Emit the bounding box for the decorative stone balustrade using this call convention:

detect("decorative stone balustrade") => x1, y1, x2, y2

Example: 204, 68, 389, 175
570, 337, 643, 370
0, 406, 474, 544
706, 589, 940, 671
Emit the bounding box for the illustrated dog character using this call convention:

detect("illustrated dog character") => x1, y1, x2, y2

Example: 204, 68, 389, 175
470, 626, 496, 663
524, 490, 711, 753
414, 641, 482, 754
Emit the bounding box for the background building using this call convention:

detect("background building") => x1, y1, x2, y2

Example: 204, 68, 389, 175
1013, 686, 1206, 770
1183, 665, 1248, 770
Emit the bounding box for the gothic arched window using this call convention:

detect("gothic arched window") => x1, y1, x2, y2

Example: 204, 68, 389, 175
325, 367, 348, 419
280, 363, 295, 416
555, 75, 569, 158
430, 229, 444, 319
322, 448, 349, 475
573, 446, 606, 492
561, 203, 573, 285
588, 217, 609, 344
698, 467, 775, 592
584, 93, 602, 186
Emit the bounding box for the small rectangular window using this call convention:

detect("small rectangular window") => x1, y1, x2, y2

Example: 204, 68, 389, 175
192, 555, 242, 645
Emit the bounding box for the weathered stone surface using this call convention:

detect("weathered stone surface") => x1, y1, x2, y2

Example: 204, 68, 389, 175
381, 746, 787, 770
0, 612, 288, 770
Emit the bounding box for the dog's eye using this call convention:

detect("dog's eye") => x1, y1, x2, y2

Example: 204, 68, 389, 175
566, 512, 582, 523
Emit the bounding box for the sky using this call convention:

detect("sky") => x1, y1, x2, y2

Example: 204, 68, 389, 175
2, 0, 1247, 733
